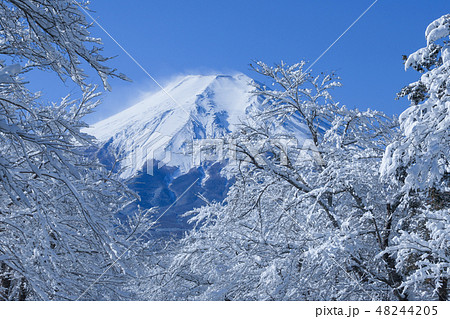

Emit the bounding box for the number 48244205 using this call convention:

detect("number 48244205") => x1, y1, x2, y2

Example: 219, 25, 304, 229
376, 305, 438, 316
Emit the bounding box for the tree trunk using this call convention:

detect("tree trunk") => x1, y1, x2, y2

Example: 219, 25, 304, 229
0, 262, 27, 301
438, 277, 448, 301
382, 203, 408, 301
0, 262, 11, 301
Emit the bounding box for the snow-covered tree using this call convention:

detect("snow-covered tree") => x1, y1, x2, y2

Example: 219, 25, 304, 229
0, 0, 137, 300
139, 15, 450, 301
382, 14, 450, 193
381, 14, 450, 301
145, 61, 412, 300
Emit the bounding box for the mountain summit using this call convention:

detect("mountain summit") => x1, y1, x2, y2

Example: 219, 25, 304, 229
85, 73, 259, 179
85, 74, 261, 237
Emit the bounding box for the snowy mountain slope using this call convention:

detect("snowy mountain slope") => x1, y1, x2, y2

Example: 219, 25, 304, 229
85, 74, 262, 237
85, 73, 260, 179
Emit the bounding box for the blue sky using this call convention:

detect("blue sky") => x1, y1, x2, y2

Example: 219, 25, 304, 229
30, 1, 450, 123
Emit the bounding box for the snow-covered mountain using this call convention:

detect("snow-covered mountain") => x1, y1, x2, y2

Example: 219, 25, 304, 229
85, 73, 261, 238
85, 73, 259, 179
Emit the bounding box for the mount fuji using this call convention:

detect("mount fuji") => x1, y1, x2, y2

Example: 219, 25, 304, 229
85, 73, 261, 238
